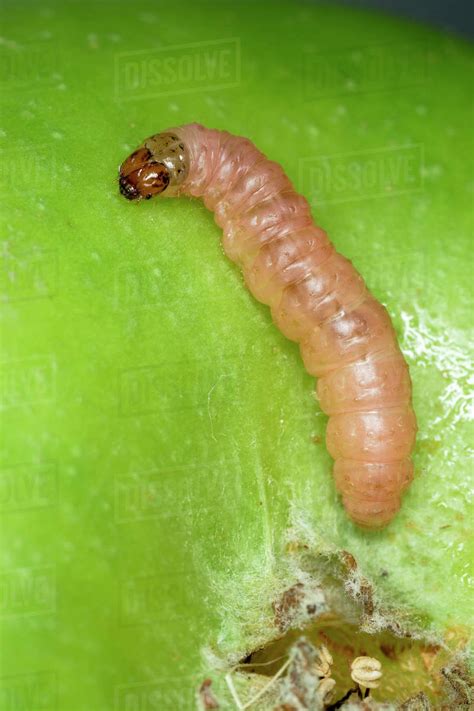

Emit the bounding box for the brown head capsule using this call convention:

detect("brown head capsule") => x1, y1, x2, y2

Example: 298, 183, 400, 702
119, 132, 188, 201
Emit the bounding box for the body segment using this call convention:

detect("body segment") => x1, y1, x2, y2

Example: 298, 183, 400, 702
119, 123, 417, 528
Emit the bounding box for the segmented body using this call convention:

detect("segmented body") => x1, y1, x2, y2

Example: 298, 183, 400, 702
119, 123, 417, 528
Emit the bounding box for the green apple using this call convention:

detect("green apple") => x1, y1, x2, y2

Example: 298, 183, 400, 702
0, 1, 472, 709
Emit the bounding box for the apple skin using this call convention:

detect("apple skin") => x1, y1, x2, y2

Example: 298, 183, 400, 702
0, 1, 472, 708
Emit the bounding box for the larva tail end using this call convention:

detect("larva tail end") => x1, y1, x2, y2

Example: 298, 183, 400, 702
342, 494, 401, 530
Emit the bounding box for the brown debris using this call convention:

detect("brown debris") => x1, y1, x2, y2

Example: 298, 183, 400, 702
359, 579, 375, 618
273, 581, 326, 633
398, 691, 432, 710
319, 630, 356, 662
384, 619, 411, 638
274, 583, 306, 632
419, 644, 440, 672
340, 550, 358, 572
198, 678, 220, 709
276, 637, 330, 710
380, 644, 397, 660
339, 550, 374, 618
440, 662, 474, 709
337, 702, 394, 710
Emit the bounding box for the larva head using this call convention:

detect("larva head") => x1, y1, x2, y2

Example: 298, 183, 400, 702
119, 132, 188, 201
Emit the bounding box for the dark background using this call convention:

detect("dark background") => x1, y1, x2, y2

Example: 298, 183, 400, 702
317, 0, 474, 39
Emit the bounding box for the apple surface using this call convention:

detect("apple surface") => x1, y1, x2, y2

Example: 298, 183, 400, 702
0, 1, 472, 708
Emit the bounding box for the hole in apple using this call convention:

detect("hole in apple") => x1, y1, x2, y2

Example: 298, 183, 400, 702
237, 620, 449, 706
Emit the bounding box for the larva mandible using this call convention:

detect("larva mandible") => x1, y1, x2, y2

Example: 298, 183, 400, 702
118, 124, 417, 529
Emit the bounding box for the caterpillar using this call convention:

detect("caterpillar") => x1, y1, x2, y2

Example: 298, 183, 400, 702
118, 124, 417, 529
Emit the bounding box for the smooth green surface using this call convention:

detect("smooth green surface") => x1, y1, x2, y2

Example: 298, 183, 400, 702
0, 1, 472, 709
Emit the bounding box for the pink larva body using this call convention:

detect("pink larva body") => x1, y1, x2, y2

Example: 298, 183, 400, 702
119, 123, 417, 528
